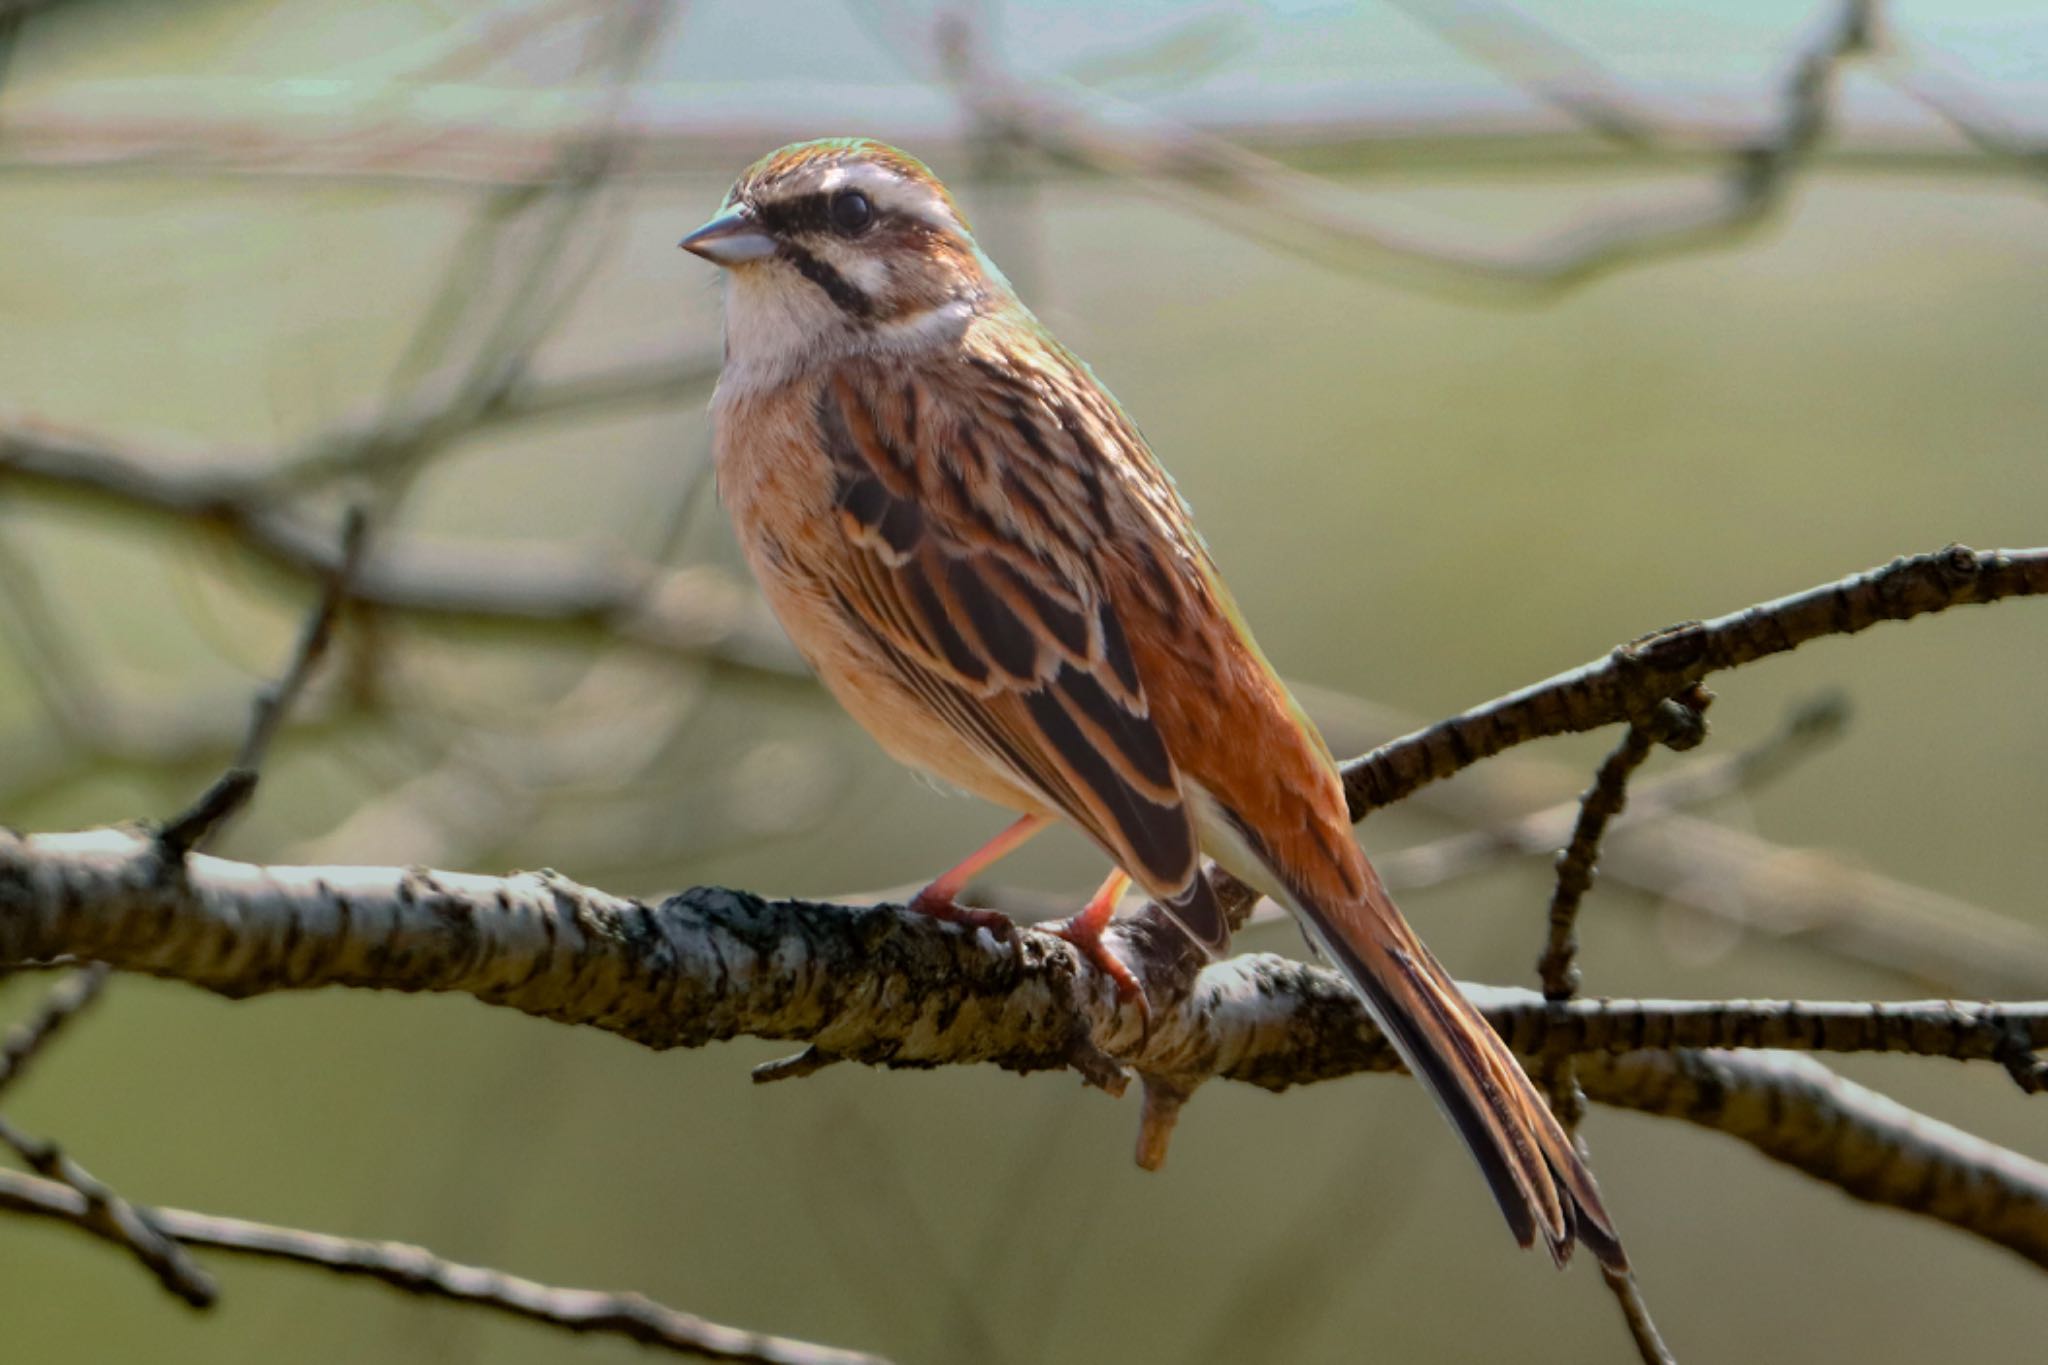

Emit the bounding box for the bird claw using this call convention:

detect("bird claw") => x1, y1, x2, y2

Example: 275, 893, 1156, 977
1047, 916, 1152, 1022
907, 888, 1016, 939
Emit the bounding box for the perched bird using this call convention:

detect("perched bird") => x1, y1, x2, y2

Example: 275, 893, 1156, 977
682, 137, 1624, 1270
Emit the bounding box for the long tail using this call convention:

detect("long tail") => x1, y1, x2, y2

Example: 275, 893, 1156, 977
1286, 871, 1627, 1271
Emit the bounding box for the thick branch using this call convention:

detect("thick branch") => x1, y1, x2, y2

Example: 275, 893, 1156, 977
1580, 1050, 2048, 1270
11, 826, 2048, 1083
9, 827, 2048, 1270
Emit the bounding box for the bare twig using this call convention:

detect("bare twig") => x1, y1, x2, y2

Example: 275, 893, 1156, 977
1277, 682, 2048, 1000
0, 1167, 886, 1364
1342, 545, 2048, 817
0, 415, 797, 680
156, 507, 369, 855
3, 507, 372, 1310
937, 0, 1878, 295
1369, 689, 1846, 897
1538, 690, 1710, 1006
1601, 1263, 1676, 1365
1522, 694, 1704, 1363
0, 963, 109, 1097
0, 1115, 216, 1306
966, 687, 1852, 938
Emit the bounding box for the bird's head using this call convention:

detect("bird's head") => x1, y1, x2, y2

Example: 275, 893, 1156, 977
682, 138, 1005, 382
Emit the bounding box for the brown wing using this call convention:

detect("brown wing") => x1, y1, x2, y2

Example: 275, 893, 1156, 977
812, 364, 1225, 948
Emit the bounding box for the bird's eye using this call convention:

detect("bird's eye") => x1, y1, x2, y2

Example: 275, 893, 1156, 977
829, 190, 873, 236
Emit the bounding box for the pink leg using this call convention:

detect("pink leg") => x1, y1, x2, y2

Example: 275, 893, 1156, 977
1048, 868, 1148, 1013
908, 813, 1051, 938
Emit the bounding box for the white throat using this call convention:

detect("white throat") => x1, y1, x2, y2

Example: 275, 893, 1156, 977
714, 279, 980, 399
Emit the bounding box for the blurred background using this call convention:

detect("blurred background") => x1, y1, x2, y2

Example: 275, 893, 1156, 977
2, 0, 2046, 1360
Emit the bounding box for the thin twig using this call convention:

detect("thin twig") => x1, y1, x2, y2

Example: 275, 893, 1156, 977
156, 507, 368, 854
1526, 696, 1701, 1363
1539, 690, 1710, 1006
1342, 545, 2048, 818
0, 1115, 216, 1306
18, 507, 368, 1308
0, 962, 109, 1099
936, 0, 1877, 296
1602, 1266, 1677, 1365
0, 1167, 886, 1364
1529, 693, 1703, 1361
968, 687, 1850, 933
0, 416, 798, 680
1370, 688, 1846, 898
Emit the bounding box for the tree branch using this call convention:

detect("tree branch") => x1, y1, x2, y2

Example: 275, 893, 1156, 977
0, 1114, 217, 1306
1580, 1049, 2048, 1271
936, 0, 1877, 295
1341, 545, 2048, 816
0, 962, 108, 1099
0, 1168, 887, 1365
8, 826, 2048, 1270
0, 412, 798, 679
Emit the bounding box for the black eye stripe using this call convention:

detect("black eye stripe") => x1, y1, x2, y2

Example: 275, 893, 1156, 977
778, 244, 873, 319
755, 191, 879, 237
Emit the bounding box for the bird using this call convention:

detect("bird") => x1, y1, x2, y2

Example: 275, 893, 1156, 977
680, 137, 1625, 1271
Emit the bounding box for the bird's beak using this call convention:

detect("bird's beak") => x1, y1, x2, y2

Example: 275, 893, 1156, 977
679, 209, 776, 266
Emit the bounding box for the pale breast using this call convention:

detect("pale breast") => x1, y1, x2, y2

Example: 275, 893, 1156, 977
713, 375, 1051, 815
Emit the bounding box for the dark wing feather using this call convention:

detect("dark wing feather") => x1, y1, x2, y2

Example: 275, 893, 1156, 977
815, 373, 1223, 948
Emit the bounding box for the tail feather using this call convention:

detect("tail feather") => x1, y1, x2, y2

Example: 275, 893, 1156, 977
1292, 881, 1627, 1271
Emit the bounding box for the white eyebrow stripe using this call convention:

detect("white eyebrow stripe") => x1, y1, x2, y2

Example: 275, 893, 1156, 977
830, 161, 963, 234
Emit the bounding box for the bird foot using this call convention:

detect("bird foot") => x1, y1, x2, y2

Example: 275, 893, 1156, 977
1046, 915, 1151, 1022
907, 887, 1016, 939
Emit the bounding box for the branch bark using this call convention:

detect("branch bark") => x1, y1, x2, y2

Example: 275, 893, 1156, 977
8, 825, 2048, 1271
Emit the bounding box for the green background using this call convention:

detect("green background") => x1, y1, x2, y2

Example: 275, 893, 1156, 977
3, 2, 2046, 1361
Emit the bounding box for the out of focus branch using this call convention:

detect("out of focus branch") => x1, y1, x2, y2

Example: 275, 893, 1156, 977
0, 404, 795, 678
156, 507, 367, 854
1, 68, 2026, 188
0, 1113, 217, 1306
937, 0, 1879, 294
1365, 689, 1848, 896
0, 963, 109, 1099
0, 1167, 888, 1365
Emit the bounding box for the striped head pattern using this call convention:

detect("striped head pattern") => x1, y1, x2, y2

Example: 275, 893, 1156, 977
682, 138, 1005, 383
